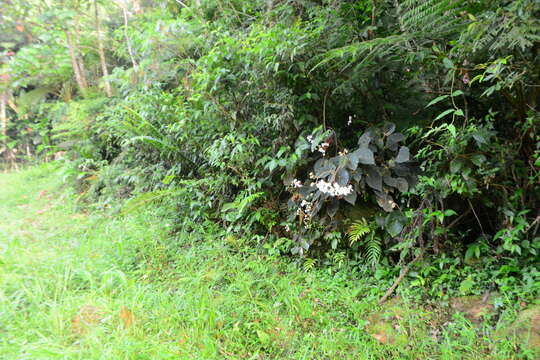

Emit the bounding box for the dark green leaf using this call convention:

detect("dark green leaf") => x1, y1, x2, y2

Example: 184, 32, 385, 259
395, 178, 409, 192
382, 122, 396, 136
336, 168, 349, 186
426, 94, 449, 108
366, 168, 382, 191
387, 219, 404, 237
376, 192, 395, 212
433, 108, 454, 121
353, 148, 375, 165
449, 159, 463, 174
387, 132, 405, 150
358, 131, 373, 148
344, 191, 357, 205
471, 154, 486, 167
396, 146, 410, 163
327, 198, 339, 217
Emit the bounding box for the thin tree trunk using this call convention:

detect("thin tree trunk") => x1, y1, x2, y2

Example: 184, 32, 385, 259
74, 18, 89, 89
121, 5, 138, 71
95, 0, 112, 97
65, 30, 87, 95
0, 92, 7, 140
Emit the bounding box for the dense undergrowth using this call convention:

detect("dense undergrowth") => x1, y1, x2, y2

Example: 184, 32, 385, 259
0, 164, 537, 359
1, 0, 539, 342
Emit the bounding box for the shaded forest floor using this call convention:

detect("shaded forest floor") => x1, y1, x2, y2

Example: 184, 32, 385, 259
0, 164, 536, 359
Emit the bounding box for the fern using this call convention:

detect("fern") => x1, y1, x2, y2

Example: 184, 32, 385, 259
121, 188, 184, 215
398, 0, 463, 36
221, 191, 266, 222
364, 233, 382, 267
348, 219, 381, 267
303, 258, 316, 272
314, 0, 465, 73
455, 0, 540, 55
348, 219, 371, 245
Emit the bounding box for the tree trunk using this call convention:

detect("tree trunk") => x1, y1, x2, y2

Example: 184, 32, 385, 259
121, 5, 138, 71
0, 92, 7, 140
74, 18, 89, 89
65, 30, 88, 95
95, 0, 112, 97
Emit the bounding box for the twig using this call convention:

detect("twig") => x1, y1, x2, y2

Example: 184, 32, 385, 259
526, 215, 540, 235
445, 208, 472, 230
322, 88, 330, 129
468, 199, 485, 236
378, 251, 422, 305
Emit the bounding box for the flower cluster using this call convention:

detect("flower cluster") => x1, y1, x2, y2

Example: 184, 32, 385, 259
316, 180, 353, 197
296, 199, 313, 218
291, 178, 302, 188
317, 142, 329, 155
306, 135, 329, 156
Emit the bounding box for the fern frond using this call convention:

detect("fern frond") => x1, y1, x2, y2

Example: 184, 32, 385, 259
122, 188, 184, 215
398, 0, 463, 36
364, 233, 382, 267
303, 258, 316, 272
348, 218, 371, 245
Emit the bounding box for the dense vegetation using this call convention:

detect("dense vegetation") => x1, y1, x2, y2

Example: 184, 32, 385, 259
1, 0, 539, 356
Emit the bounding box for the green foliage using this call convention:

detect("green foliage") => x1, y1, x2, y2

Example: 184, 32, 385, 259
1, 0, 539, 312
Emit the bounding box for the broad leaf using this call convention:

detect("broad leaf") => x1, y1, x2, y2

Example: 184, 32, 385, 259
344, 191, 357, 205
396, 146, 410, 163
353, 148, 375, 165
357, 131, 373, 148
336, 168, 350, 186
386, 132, 405, 150
366, 167, 382, 191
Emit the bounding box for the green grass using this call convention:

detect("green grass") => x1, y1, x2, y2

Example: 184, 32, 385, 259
0, 164, 533, 359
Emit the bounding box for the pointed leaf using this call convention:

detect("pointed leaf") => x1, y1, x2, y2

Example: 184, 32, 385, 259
396, 146, 410, 163
344, 191, 357, 205
366, 168, 382, 191
353, 148, 375, 165
433, 108, 454, 121
336, 168, 350, 186
387, 219, 404, 237
386, 132, 405, 150
426, 94, 449, 108
383, 176, 397, 188
395, 178, 409, 192
358, 131, 373, 148
382, 123, 396, 136
376, 193, 394, 212
327, 198, 339, 218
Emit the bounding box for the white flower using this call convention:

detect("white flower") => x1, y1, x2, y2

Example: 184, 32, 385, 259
316, 180, 353, 197
297, 199, 313, 218
285, 224, 290, 232
291, 179, 302, 188
307, 135, 314, 144
348, 116, 352, 126
317, 142, 329, 155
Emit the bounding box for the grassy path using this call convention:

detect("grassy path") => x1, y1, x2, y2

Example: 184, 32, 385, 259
0, 165, 527, 359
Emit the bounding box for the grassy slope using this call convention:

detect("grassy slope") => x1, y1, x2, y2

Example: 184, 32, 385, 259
0, 164, 528, 359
